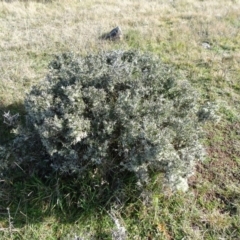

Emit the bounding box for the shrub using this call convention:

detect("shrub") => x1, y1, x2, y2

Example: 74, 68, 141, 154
0, 145, 10, 174
24, 50, 206, 191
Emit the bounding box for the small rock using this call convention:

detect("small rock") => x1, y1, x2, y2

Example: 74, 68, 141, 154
202, 42, 211, 49
105, 26, 123, 41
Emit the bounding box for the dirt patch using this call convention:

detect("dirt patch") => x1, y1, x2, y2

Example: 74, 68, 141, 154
188, 121, 240, 216
189, 122, 240, 186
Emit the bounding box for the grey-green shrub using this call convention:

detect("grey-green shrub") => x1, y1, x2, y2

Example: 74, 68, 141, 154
24, 50, 205, 191
0, 145, 10, 175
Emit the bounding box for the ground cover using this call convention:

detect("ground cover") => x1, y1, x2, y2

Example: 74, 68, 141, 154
0, 0, 240, 239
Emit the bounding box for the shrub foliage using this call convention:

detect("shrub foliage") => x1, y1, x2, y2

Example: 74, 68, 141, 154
22, 50, 205, 191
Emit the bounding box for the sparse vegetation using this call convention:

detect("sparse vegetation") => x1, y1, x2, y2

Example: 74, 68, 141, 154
0, 0, 240, 239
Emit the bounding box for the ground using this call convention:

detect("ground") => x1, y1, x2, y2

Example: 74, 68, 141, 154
0, 0, 240, 239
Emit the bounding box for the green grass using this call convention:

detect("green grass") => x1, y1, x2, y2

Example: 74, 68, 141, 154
1, 0, 240, 239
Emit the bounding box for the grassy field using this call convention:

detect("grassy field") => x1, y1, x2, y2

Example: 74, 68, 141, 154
0, 0, 240, 239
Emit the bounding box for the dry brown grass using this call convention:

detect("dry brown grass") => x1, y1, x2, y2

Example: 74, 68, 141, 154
1, 0, 239, 104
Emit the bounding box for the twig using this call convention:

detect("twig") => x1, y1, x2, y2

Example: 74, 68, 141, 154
107, 210, 127, 240
14, 161, 26, 174
7, 207, 14, 239
3, 111, 19, 127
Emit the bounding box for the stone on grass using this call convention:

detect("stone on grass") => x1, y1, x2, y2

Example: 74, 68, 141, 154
105, 26, 123, 41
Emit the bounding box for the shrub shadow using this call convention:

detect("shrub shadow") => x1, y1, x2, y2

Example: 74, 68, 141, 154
0, 100, 139, 237
0, 169, 138, 238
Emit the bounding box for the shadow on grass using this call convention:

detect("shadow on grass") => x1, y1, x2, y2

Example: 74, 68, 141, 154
0, 100, 139, 237
0, 101, 138, 239
0, 169, 138, 238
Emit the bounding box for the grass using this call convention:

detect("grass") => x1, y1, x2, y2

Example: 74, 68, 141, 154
0, 0, 240, 239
